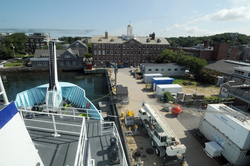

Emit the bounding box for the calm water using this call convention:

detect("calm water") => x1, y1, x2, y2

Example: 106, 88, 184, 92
1, 71, 109, 107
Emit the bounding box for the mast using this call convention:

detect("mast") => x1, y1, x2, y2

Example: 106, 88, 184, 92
48, 41, 59, 90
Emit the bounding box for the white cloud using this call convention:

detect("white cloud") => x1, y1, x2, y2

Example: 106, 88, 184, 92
211, 6, 250, 22
193, 10, 197, 14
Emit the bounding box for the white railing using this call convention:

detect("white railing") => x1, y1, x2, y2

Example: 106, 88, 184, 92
74, 117, 87, 166
18, 109, 84, 136
45, 87, 49, 105
18, 105, 102, 120
100, 121, 128, 166
52, 85, 56, 106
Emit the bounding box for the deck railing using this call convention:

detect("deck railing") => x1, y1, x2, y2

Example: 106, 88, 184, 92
100, 120, 128, 166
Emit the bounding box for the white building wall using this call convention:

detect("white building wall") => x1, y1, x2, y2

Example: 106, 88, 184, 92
142, 64, 185, 76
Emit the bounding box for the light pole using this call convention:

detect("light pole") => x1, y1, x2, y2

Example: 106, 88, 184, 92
11, 44, 16, 58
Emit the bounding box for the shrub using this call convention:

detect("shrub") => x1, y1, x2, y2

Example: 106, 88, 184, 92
163, 91, 176, 104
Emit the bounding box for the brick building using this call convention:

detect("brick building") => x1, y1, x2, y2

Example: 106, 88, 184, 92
25, 33, 51, 53
91, 24, 170, 67
169, 42, 239, 61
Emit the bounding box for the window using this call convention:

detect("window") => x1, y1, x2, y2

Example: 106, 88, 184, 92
115, 51, 117, 55
134, 51, 137, 55
143, 51, 145, 55
114, 57, 117, 61
106, 44, 109, 49
127, 51, 129, 55
110, 50, 113, 55
155, 69, 159, 71
131, 51, 133, 55
181, 68, 185, 71
138, 45, 141, 49
123, 57, 125, 61
102, 50, 105, 55
161, 136, 166, 142
118, 57, 121, 61
134, 57, 136, 61
161, 69, 164, 71
146, 51, 148, 55
127, 45, 129, 49
106, 50, 109, 55
162, 89, 165, 91
131, 45, 133, 49
150, 46, 152, 49
99, 57, 101, 60
111, 57, 113, 61
158, 46, 160, 49
94, 50, 97, 55
98, 44, 101, 48
119, 51, 121, 55
95, 57, 97, 60
168, 69, 171, 71
154, 45, 156, 49
131, 57, 133, 61
143, 45, 145, 49
115, 44, 117, 49
138, 57, 140, 61
138, 51, 141, 55
248, 73, 250, 77
149, 69, 152, 71
102, 44, 105, 49
135, 45, 137, 49
94, 44, 96, 48
110, 45, 113, 49
146, 45, 149, 49
119, 45, 121, 49
175, 69, 177, 71
107, 57, 109, 61
98, 50, 101, 55
127, 57, 129, 61
123, 51, 125, 55
123, 45, 126, 49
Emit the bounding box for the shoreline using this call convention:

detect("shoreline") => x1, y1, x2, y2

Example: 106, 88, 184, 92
0, 66, 85, 73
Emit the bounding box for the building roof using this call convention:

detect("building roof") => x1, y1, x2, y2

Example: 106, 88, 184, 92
206, 59, 250, 74
91, 35, 169, 45
234, 66, 250, 71
34, 49, 65, 58
227, 81, 244, 86
141, 63, 182, 67
70, 40, 87, 48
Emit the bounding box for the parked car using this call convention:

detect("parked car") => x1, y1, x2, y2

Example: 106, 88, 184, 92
1, 60, 7, 64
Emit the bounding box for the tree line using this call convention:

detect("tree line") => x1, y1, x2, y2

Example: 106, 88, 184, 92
155, 50, 221, 84
167, 33, 250, 47
58, 36, 91, 44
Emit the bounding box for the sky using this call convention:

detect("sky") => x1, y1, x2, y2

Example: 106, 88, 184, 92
0, 0, 250, 39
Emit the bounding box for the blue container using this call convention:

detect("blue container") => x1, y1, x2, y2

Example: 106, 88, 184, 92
151, 77, 174, 90
119, 65, 124, 68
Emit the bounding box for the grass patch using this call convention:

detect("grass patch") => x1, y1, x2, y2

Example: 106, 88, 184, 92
26, 55, 34, 58
171, 76, 201, 86
4, 62, 23, 67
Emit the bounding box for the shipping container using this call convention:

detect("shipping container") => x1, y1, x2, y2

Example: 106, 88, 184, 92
151, 77, 174, 91
155, 84, 182, 96
199, 115, 250, 166
143, 73, 163, 83
205, 104, 250, 149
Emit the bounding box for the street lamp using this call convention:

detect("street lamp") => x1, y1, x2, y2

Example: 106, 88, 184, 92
11, 44, 16, 58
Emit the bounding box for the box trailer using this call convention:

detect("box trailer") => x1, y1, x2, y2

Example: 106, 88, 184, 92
143, 73, 163, 83
155, 84, 182, 97
199, 104, 250, 165
151, 77, 174, 91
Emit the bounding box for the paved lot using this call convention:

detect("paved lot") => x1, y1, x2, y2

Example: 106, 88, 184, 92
110, 67, 221, 166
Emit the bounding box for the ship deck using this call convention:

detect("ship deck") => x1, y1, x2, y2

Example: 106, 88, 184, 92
22, 113, 124, 166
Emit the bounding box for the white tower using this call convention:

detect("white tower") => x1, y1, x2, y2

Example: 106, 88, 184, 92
127, 24, 133, 36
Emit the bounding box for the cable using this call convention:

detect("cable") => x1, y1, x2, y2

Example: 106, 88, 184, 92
91, 88, 116, 102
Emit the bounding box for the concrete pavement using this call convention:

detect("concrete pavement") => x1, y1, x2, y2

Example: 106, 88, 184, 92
110, 67, 221, 166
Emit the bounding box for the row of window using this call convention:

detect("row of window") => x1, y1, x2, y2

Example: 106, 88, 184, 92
36, 61, 82, 66
94, 56, 155, 61
148, 68, 185, 72
94, 44, 167, 50
94, 50, 161, 56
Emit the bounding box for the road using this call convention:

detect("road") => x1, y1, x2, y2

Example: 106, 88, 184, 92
110, 67, 221, 166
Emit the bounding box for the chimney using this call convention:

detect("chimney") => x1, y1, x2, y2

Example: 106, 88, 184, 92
105, 31, 108, 38
204, 41, 209, 49
149, 32, 155, 40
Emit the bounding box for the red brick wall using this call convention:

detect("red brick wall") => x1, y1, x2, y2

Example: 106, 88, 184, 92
213, 43, 229, 60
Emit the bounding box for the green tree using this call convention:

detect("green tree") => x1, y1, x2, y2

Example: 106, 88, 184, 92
87, 43, 92, 53
4, 33, 28, 57
84, 53, 92, 59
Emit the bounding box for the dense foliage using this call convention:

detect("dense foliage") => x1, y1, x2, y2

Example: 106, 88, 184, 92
164, 91, 176, 104
87, 43, 92, 53
0, 33, 28, 59
166, 33, 250, 47
194, 69, 221, 84
155, 49, 207, 72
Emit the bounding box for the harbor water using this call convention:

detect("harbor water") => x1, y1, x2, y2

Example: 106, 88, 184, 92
1, 71, 109, 108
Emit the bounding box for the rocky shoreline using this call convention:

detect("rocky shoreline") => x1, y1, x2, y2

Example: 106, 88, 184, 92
0, 67, 84, 73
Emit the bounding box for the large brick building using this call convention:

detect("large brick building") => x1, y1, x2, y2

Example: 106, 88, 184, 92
169, 42, 239, 61
25, 33, 51, 53
91, 24, 170, 67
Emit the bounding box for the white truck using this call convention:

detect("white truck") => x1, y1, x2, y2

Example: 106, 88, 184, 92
139, 103, 186, 165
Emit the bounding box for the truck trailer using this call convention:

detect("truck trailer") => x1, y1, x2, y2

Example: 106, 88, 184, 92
151, 77, 174, 91
143, 73, 163, 83
139, 103, 186, 165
